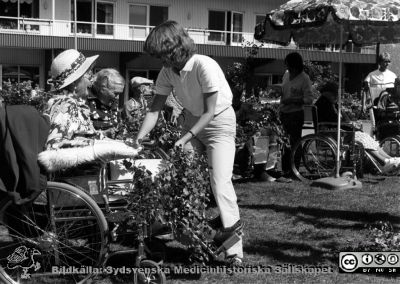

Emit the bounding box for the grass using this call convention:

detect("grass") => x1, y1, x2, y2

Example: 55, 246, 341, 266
92, 174, 400, 284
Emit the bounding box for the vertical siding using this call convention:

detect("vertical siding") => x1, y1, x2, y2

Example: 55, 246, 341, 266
55, 0, 70, 21
0, 48, 45, 65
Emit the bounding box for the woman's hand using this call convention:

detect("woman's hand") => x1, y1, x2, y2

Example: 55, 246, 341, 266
126, 137, 142, 149
174, 138, 186, 148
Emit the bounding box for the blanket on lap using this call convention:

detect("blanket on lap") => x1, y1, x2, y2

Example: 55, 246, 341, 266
38, 139, 141, 172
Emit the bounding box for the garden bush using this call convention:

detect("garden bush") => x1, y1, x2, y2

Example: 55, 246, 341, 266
0, 81, 51, 112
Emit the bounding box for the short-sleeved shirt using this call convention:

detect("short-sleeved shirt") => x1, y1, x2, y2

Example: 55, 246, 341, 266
154, 54, 232, 116
280, 70, 314, 114
364, 69, 397, 102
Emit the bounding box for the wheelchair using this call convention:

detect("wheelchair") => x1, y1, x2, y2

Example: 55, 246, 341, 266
290, 105, 365, 182
368, 88, 400, 158
0, 141, 169, 284
0, 140, 242, 283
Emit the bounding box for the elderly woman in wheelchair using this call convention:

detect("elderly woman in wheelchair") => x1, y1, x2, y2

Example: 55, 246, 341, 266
0, 50, 170, 284
314, 82, 400, 174
291, 81, 400, 182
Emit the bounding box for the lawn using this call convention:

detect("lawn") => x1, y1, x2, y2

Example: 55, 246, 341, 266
93, 174, 400, 284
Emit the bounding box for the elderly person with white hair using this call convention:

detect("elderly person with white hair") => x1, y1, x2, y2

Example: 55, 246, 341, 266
88, 68, 125, 135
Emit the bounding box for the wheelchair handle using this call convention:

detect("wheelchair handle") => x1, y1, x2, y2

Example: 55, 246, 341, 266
141, 139, 157, 148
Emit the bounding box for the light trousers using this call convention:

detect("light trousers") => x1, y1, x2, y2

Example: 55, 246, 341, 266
182, 107, 243, 258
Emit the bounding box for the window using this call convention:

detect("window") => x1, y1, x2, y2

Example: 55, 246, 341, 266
232, 12, 243, 44
71, 0, 114, 35
1, 65, 40, 87
71, 0, 92, 34
129, 4, 168, 38
208, 10, 225, 42
208, 10, 243, 44
149, 6, 168, 27
97, 1, 114, 35
0, 0, 39, 30
253, 74, 282, 89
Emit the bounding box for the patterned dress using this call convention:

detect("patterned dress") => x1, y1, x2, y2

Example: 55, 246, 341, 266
45, 93, 96, 150
87, 97, 119, 131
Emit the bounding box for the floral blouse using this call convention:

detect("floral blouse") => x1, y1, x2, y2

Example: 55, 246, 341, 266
45, 93, 96, 150
87, 97, 119, 131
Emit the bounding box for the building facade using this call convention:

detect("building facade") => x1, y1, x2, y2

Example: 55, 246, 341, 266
0, 0, 377, 95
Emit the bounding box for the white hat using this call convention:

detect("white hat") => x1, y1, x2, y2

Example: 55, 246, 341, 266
48, 49, 99, 90
130, 76, 154, 88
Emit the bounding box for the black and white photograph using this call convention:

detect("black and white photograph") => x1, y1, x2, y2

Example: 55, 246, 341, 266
1, 0, 400, 283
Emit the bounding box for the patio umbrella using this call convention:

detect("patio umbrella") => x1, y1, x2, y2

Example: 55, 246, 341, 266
254, 0, 400, 187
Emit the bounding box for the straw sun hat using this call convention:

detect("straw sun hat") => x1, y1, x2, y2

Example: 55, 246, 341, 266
48, 49, 99, 90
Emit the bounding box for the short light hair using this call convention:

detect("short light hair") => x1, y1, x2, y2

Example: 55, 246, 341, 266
92, 68, 125, 95
378, 52, 391, 63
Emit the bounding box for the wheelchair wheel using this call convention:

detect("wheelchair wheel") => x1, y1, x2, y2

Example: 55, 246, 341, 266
380, 135, 400, 157
291, 134, 337, 182
0, 182, 108, 284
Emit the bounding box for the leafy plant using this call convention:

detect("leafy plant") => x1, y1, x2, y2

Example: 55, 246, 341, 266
304, 61, 338, 98
125, 147, 212, 258
0, 81, 51, 112
114, 91, 212, 260
235, 93, 288, 147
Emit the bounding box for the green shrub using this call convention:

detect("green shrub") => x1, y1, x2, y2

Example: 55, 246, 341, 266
0, 81, 51, 112
125, 147, 211, 255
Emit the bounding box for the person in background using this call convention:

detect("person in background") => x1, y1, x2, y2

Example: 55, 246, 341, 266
45, 49, 98, 150
126, 76, 184, 125
133, 20, 243, 265
316, 81, 400, 174
89, 68, 125, 136
125, 76, 154, 115
363, 52, 398, 110
279, 52, 314, 179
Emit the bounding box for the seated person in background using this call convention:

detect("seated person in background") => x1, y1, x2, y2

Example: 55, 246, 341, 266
125, 76, 184, 125
89, 68, 125, 136
315, 81, 400, 174
125, 76, 153, 114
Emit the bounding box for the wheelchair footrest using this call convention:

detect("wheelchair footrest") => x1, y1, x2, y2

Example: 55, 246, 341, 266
213, 230, 243, 257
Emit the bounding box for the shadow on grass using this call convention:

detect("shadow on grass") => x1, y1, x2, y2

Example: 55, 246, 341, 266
244, 239, 337, 264
241, 204, 400, 227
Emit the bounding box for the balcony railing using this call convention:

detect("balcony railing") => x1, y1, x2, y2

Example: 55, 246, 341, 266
0, 15, 375, 54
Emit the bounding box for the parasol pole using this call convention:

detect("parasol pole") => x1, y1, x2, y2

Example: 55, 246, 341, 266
336, 24, 343, 178
311, 22, 361, 190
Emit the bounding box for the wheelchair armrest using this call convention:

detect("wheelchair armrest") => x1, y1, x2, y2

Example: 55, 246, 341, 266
141, 139, 157, 148
318, 122, 359, 131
